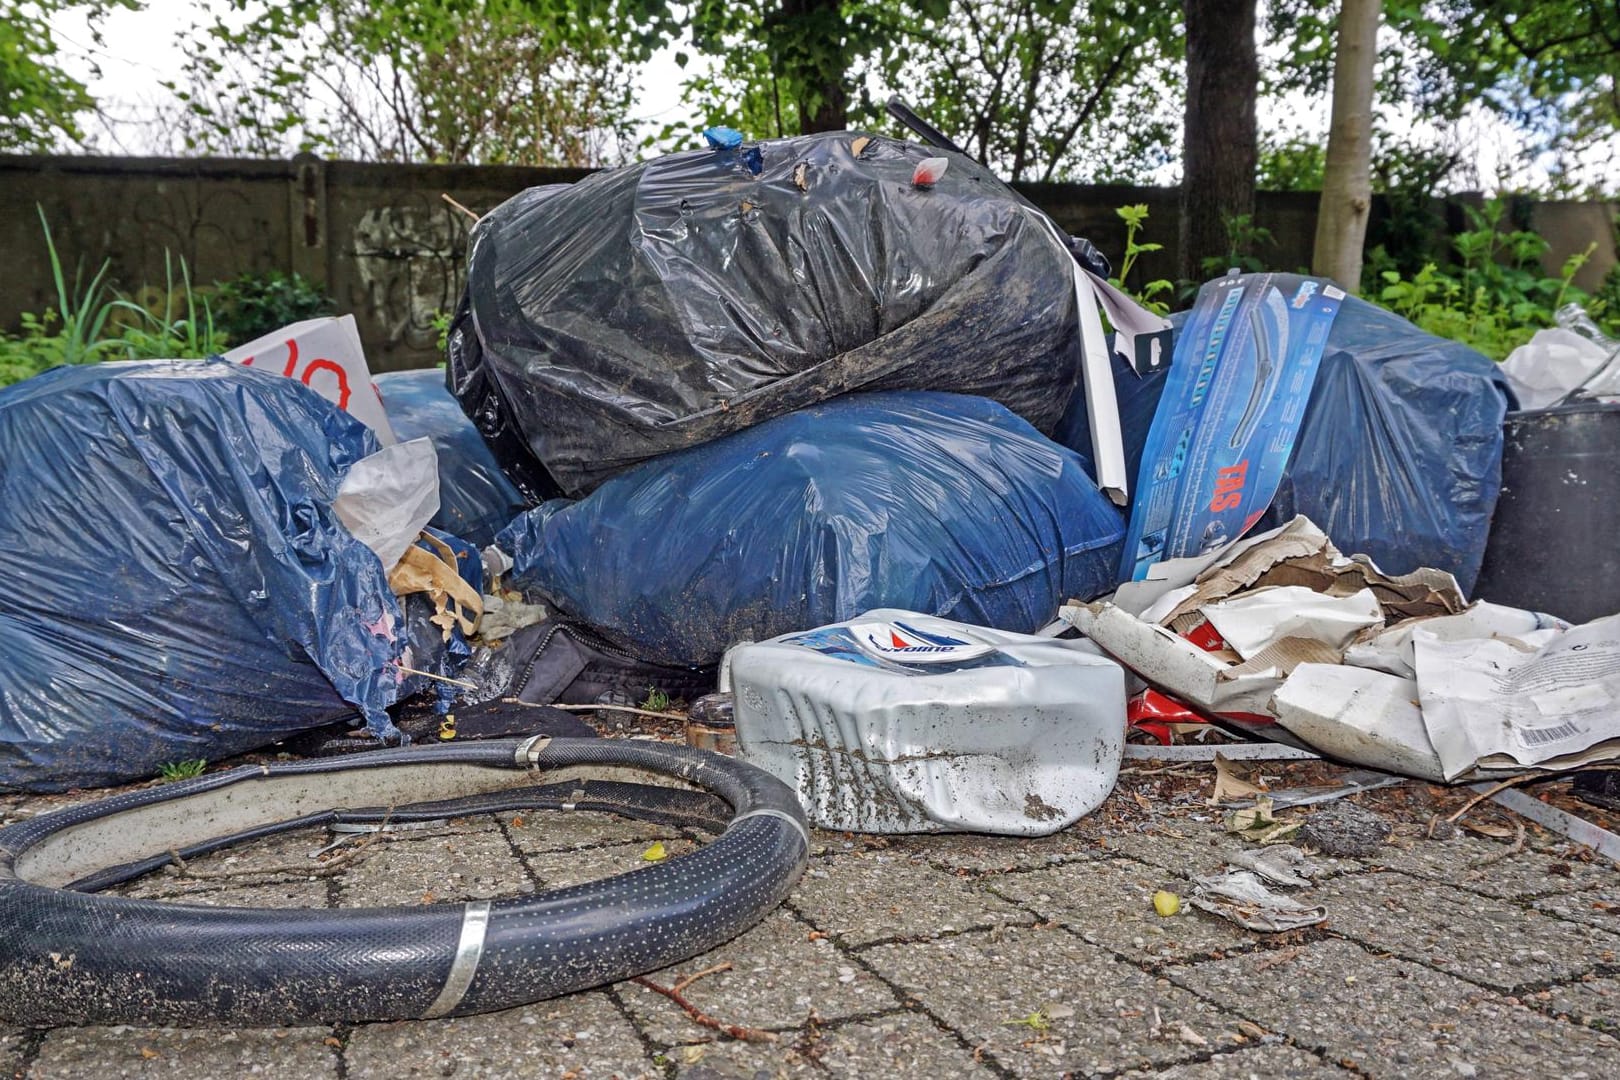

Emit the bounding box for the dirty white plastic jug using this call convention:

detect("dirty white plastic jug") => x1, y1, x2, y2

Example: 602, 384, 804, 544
722, 610, 1126, 835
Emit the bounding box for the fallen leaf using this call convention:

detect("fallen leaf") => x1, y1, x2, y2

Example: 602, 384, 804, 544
677, 1045, 706, 1065
807, 931, 827, 942
1461, 821, 1515, 839
794, 162, 809, 191
1153, 890, 1181, 917
139, 1047, 160, 1060
324, 1037, 342, 1048
851, 136, 871, 156
1178, 1023, 1207, 1046
642, 841, 668, 862
1208, 753, 1266, 806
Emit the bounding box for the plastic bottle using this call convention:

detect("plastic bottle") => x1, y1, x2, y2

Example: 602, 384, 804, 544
1555, 303, 1619, 351
1555, 304, 1620, 401
722, 610, 1125, 836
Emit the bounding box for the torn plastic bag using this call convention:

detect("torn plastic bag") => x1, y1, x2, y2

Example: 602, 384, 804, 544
449, 131, 1085, 498
332, 436, 441, 570
1056, 294, 1512, 593
373, 369, 531, 547
0, 360, 405, 792
498, 391, 1127, 667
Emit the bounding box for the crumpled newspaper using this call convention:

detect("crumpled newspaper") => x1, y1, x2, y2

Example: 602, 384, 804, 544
1190, 867, 1326, 932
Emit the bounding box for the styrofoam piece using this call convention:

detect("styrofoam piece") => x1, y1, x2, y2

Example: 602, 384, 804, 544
726, 610, 1126, 836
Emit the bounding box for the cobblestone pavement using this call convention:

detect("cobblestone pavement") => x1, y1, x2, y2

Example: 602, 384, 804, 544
3, 756, 1619, 1079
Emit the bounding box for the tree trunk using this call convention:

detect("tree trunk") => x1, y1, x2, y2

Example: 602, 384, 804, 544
1179, 0, 1259, 283
779, 0, 848, 132
1312, 0, 1382, 293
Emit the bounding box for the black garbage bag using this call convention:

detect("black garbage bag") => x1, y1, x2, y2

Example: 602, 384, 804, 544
0, 360, 409, 792
1055, 294, 1514, 593
497, 391, 1127, 667
449, 131, 1085, 498
374, 369, 531, 547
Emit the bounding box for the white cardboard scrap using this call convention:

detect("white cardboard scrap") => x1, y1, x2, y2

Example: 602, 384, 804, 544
1343, 602, 1568, 680
1061, 602, 1292, 715
1022, 207, 1172, 506
1270, 664, 1447, 782
1415, 613, 1620, 780
224, 315, 397, 443
1202, 586, 1383, 662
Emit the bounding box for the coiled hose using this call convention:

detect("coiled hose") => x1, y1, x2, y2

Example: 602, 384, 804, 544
0, 736, 808, 1026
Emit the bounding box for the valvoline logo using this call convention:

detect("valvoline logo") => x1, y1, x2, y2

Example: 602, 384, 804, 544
850, 621, 994, 664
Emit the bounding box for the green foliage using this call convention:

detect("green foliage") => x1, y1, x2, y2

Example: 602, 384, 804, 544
102, 253, 225, 360
1257, 135, 1325, 191
174, 0, 642, 164
641, 686, 672, 712
157, 759, 208, 783
211, 271, 333, 345
1267, 0, 1620, 191
669, 0, 1182, 183
0, 208, 228, 388
1361, 138, 1466, 285
430, 309, 454, 354
1200, 214, 1275, 278
1110, 204, 1172, 315
1374, 198, 1607, 358
0, 1, 136, 151
873, 0, 1182, 182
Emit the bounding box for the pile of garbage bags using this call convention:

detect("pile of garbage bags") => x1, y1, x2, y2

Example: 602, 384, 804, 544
3, 129, 1589, 825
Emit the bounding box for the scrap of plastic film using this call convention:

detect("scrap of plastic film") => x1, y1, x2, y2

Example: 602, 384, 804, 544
702, 126, 743, 150
912, 157, 949, 188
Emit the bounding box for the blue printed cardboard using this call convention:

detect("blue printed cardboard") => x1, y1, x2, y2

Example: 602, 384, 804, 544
1121, 272, 1344, 581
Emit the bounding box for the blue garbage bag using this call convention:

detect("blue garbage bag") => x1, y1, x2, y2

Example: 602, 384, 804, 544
1055, 295, 1513, 593
374, 369, 530, 547
0, 360, 407, 792
499, 391, 1127, 667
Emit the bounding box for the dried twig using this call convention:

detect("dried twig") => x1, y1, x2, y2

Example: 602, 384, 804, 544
165, 808, 398, 881
166, 834, 380, 881
633, 963, 775, 1043
1120, 764, 1206, 778
1470, 819, 1528, 869
391, 664, 478, 690
551, 704, 689, 722
441, 193, 480, 222
672, 962, 733, 993
1447, 774, 1537, 824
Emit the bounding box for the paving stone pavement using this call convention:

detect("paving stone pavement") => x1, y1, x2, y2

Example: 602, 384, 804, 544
3, 767, 1620, 1078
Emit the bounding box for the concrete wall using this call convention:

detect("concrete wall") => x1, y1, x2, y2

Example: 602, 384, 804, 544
2, 153, 1614, 371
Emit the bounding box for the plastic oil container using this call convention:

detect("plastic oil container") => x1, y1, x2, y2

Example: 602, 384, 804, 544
722, 610, 1126, 835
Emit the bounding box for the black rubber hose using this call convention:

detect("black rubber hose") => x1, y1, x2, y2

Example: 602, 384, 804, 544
0, 737, 808, 1026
